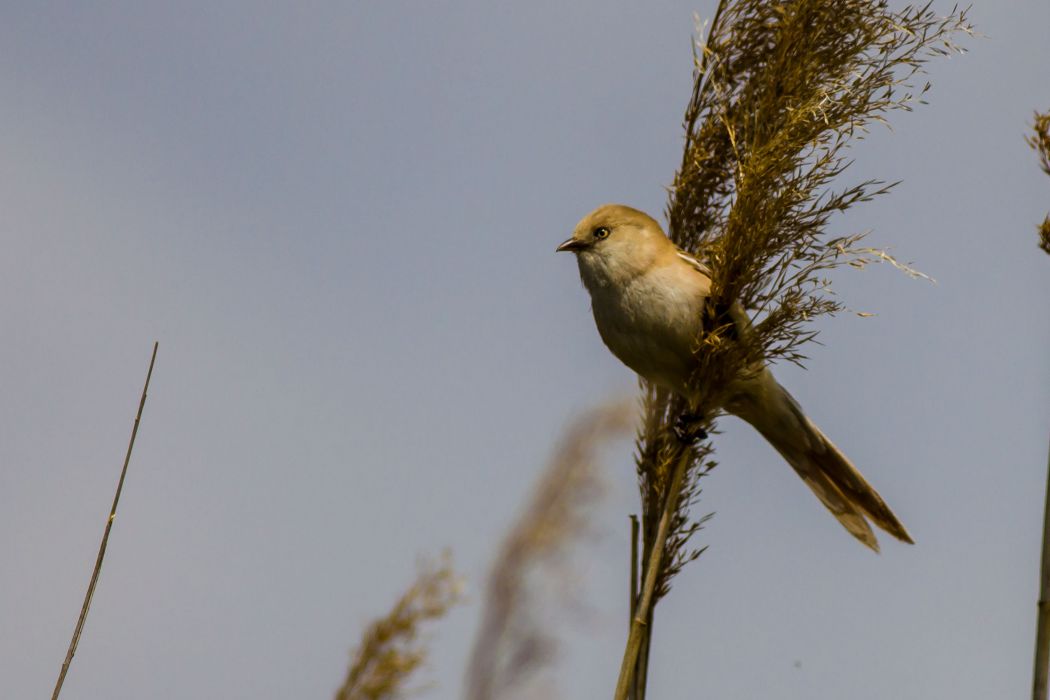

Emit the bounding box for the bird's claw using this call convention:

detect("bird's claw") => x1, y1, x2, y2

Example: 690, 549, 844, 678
673, 413, 708, 444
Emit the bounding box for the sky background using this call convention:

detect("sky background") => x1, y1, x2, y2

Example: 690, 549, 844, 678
1, 1, 1048, 698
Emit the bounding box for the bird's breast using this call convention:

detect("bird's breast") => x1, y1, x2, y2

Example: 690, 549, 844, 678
590, 270, 706, 395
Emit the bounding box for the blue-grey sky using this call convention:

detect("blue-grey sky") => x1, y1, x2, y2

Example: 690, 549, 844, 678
1, 2, 1048, 698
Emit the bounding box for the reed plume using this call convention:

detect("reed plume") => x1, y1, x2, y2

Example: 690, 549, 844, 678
335, 555, 462, 700
618, 2, 971, 697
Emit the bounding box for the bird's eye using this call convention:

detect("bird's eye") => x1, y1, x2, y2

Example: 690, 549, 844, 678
593, 226, 610, 240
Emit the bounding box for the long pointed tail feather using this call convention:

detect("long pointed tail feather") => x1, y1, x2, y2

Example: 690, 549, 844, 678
789, 460, 881, 551
729, 371, 914, 551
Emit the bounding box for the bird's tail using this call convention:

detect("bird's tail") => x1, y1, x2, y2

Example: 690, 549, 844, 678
728, 371, 914, 552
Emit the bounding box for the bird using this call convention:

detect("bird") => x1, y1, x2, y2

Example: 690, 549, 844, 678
557, 203, 913, 552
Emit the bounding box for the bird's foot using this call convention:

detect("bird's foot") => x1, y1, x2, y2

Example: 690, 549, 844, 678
673, 413, 708, 444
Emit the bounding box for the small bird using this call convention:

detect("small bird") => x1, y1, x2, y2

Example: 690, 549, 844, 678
557, 203, 913, 551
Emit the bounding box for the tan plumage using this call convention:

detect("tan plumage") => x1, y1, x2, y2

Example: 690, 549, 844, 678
557, 204, 912, 551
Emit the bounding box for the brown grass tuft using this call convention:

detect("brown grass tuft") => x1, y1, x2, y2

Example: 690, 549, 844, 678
1027, 109, 1050, 255
335, 554, 462, 700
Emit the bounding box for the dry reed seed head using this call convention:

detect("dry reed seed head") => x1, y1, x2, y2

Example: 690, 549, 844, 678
673, 0, 969, 370
336, 554, 462, 700
632, 0, 971, 595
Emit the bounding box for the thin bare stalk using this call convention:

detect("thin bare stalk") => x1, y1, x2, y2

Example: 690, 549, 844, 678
52, 342, 158, 700
1028, 107, 1050, 700
628, 516, 640, 700
614, 449, 690, 700
634, 511, 655, 700
629, 515, 640, 623
635, 607, 653, 700
1034, 435, 1050, 700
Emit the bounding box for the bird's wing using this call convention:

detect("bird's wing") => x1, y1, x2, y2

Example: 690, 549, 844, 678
674, 247, 755, 341
675, 248, 713, 277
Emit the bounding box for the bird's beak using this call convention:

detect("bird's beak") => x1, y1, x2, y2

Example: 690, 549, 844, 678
556, 237, 586, 253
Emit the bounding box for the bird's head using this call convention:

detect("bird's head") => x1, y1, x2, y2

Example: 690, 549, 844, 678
557, 204, 672, 289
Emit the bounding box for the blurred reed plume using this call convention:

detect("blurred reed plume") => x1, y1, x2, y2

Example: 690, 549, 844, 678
335, 554, 462, 700
619, 2, 971, 697
1027, 109, 1050, 254
467, 401, 634, 700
